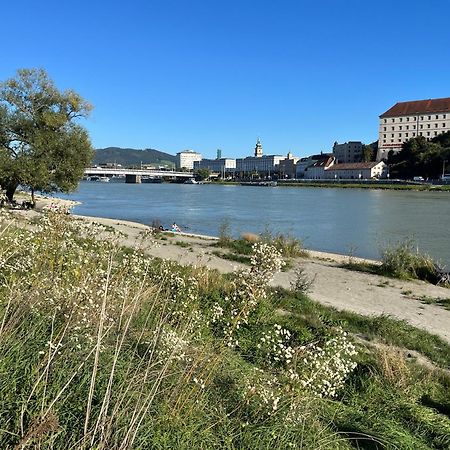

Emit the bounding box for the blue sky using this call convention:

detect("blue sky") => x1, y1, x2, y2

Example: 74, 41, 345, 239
2, 0, 449, 159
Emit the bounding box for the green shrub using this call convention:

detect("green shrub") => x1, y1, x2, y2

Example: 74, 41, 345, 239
380, 239, 437, 282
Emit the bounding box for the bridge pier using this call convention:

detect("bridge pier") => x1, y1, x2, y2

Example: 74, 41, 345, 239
125, 174, 142, 184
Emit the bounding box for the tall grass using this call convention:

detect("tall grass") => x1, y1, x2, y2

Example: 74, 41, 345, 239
0, 210, 449, 449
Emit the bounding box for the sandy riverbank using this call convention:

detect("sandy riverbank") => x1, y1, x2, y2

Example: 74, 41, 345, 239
7, 197, 450, 343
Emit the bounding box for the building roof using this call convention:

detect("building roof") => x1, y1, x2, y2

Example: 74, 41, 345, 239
380, 97, 450, 118
328, 162, 382, 171
311, 156, 334, 168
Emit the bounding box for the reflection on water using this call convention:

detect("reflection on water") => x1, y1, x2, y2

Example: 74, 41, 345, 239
59, 182, 450, 265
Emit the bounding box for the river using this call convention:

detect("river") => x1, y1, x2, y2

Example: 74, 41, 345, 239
59, 181, 450, 266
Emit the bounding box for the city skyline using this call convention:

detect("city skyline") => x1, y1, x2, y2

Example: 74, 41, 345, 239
2, 0, 449, 159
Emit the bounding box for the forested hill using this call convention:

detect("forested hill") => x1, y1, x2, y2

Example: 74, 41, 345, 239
93, 147, 176, 167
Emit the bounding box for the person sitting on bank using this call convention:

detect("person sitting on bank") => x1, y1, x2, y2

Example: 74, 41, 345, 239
171, 222, 181, 232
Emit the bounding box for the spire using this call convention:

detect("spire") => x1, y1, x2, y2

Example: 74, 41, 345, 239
254, 138, 263, 157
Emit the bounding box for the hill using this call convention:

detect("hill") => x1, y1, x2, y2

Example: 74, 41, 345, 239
94, 147, 176, 167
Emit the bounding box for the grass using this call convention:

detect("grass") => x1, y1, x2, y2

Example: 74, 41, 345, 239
412, 295, 450, 311
212, 229, 307, 266
340, 239, 447, 287
1, 210, 450, 449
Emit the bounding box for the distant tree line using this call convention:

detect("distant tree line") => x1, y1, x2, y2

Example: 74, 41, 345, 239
387, 132, 450, 179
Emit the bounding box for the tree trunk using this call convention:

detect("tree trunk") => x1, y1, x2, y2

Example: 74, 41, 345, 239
5, 182, 19, 203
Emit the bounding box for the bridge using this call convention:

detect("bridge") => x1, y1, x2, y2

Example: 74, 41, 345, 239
84, 167, 193, 183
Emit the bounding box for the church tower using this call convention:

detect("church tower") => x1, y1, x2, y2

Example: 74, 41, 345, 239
254, 138, 263, 158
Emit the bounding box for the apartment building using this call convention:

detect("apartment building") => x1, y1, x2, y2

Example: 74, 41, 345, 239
332, 141, 363, 163
175, 150, 202, 170
378, 97, 450, 160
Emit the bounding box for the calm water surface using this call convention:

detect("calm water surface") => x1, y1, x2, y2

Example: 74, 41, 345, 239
60, 182, 450, 265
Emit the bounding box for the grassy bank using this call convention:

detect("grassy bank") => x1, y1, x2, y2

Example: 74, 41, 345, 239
0, 210, 449, 449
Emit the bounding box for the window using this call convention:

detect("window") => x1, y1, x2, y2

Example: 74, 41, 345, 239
383, 134, 386, 138
399, 133, 402, 137
420, 124, 423, 129
419, 132, 422, 136
413, 125, 416, 129
420, 116, 424, 120
435, 131, 438, 135
398, 139, 402, 142
428, 115, 431, 120
392, 119, 395, 122
391, 134, 394, 137
436, 115, 439, 119
427, 124, 430, 128
444, 115, 446, 119
406, 117, 410, 121
405, 133, 409, 137
384, 119, 387, 123
384, 127, 387, 131
392, 126, 395, 130
391, 139, 394, 142
435, 123, 438, 128
427, 131, 430, 136
443, 123, 446, 127
413, 132, 416, 136
406, 125, 409, 130
399, 125, 402, 130
383, 139, 386, 143
400, 117, 403, 122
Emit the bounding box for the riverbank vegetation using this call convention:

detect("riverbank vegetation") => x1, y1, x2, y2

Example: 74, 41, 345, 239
1, 210, 449, 449
341, 240, 448, 287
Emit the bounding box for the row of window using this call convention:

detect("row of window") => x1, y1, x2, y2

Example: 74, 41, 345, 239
382, 130, 445, 143
383, 123, 447, 131
383, 114, 447, 123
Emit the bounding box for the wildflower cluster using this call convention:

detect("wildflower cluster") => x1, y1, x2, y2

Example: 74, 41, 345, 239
221, 242, 285, 348
151, 327, 189, 363
296, 328, 358, 398
257, 324, 294, 367
242, 368, 283, 417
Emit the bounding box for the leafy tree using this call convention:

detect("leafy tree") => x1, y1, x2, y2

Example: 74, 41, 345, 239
362, 144, 374, 162
387, 133, 450, 179
0, 68, 94, 203
195, 168, 211, 180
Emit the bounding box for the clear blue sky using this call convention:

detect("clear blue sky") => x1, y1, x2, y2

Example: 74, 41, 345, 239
2, 0, 449, 159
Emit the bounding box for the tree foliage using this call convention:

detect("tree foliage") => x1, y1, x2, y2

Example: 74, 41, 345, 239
387, 133, 450, 179
195, 168, 211, 180
0, 68, 94, 202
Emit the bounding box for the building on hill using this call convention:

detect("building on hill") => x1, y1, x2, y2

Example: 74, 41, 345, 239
378, 97, 450, 161
176, 150, 202, 170
333, 141, 363, 163
325, 161, 388, 179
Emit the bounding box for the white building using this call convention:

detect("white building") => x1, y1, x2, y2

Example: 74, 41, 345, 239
176, 150, 202, 170
325, 162, 388, 179
194, 158, 236, 173
235, 139, 284, 177
304, 155, 335, 179
333, 141, 363, 163
378, 97, 450, 161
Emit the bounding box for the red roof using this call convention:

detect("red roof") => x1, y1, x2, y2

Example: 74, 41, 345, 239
328, 162, 382, 171
380, 97, 450, 118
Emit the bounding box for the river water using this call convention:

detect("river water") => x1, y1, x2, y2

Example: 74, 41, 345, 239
59, 181, 450, 265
